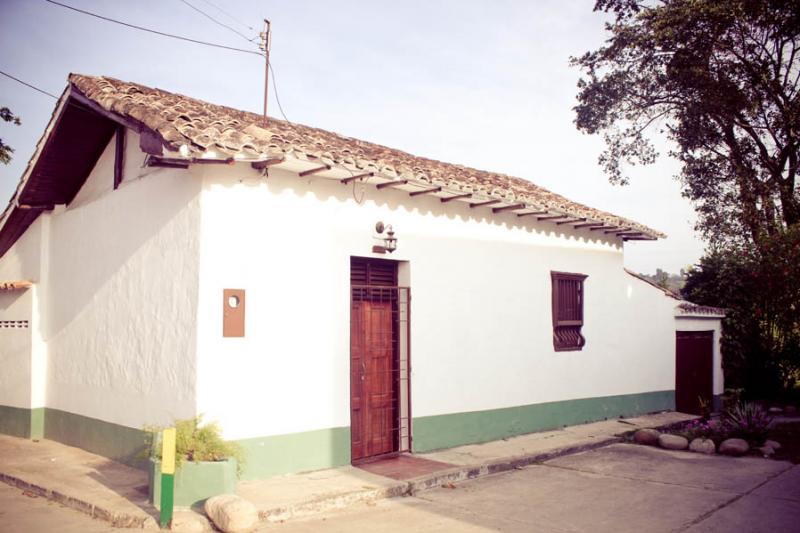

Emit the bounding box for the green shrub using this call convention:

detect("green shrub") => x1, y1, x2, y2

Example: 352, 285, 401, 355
723, 402, 773, 445
144, 416, 244, 476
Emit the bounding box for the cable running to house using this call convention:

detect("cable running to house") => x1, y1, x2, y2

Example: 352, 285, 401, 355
43, 0, 263, 56
0, 70, 58, 99
176, 0, 258, 42
196, 0, 257, 33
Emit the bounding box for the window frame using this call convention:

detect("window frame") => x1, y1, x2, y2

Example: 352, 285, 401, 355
550, 271, 588, 352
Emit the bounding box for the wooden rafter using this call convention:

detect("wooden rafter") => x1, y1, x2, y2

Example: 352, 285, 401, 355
251, 157, 285, 170
589, 225, 617, 232
556, 218, 587, 225
604, 228, 632, 234
469, 199, 501, 208
17, 204, 55, 211
537, 215, 568, 221
409, 186, 441, 196
299, 164, 331, 177
376, 179, 408, 189
516, 211, 549, 217
440, 193, 472, 203
114, 126, 125, 190
340, 172, 373, 184
492, 203, 525, 213
573, 222, 605, 229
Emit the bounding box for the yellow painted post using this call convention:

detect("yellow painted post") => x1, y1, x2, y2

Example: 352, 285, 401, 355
160, 428, 176, 528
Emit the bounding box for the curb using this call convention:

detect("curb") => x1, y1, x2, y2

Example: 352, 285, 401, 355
0, 471, 158, 529
256, 435, 622, 523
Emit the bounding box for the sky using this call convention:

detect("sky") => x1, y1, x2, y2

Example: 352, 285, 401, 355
0, 0, 705, 274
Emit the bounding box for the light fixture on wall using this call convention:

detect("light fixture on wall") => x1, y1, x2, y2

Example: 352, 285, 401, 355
373, 221, 397, 254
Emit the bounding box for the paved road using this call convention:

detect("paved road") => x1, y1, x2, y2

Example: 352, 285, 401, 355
0, 482, 115, 533
262, 444, 800, 533
1, 443, 798, 532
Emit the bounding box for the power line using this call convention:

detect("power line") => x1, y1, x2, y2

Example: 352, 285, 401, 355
44, 0, 263, 56
268, 62, 290, 123
195, 0, 256, 33
0, 70, 59, 99
176, 0, 258, 43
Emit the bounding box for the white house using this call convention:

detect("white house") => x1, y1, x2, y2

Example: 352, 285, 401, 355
0, 75, 724, 479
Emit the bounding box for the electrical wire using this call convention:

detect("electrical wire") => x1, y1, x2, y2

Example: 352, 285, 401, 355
0, 70, 58, 99
44, 0, 263, 56
176, 0, 258, 43
196, 0, 257, 33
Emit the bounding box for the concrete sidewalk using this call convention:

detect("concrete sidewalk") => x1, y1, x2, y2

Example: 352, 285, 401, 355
0, 411, 694, 529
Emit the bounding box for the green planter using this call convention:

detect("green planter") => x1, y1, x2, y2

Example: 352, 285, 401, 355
148, 458, 237, 509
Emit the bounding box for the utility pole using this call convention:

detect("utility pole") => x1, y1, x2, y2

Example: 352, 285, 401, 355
259, 19, 271, 127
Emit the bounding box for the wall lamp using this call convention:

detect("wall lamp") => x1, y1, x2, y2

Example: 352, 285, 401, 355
372, 221, 397, 254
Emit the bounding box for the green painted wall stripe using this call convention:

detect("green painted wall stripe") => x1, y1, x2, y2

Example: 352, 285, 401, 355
44, 408, 148, 469
0, 405, 32, 438
159, 473, 174, 528
411, 390, 676, 452
236, 426, 350, 480
30, 407, 44, 440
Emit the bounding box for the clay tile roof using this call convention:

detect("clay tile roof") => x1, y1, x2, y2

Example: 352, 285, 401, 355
68, 74, 664, 238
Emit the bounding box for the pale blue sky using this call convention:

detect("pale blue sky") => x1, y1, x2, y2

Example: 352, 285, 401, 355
0, 0, 702, 273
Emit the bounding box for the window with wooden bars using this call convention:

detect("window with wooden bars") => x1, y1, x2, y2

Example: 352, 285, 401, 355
551, 271, 588, 351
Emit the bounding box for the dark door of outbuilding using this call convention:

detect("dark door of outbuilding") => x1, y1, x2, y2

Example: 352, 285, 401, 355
675, 330, 714, 415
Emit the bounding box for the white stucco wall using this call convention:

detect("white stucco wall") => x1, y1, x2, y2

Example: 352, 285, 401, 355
10, 131, 204, 429
195, 165, 678, 441
0, 287, 33, 409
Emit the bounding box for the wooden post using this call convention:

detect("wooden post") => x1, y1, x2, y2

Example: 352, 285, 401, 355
159, 428, 176, 529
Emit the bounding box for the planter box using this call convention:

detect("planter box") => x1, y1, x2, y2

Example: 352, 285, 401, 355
148, 458, 237, 509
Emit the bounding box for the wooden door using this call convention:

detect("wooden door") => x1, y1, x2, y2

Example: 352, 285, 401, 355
675, 331, 714, 415
350, 259, 398, 463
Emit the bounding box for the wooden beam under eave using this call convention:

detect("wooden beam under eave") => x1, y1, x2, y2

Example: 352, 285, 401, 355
589, 225, 617, 232
604, 228, 632, 234
556, 218, 587, 225
147, 157, 189, 169
409, 186, 441, 196
492, 203, 525, 213
114, 126, 125, 190
299, 164, 331, 177
340, 172, 373, 184
376, 179, 408, 189
0, 280, 33, 291
516, 211, 549, 218
469, 199, 501, 208
537, 215, 568, 221
17, 204, 55, 211
440, 193, 472, 203
251, 157, 285, 170
574, 222, 605, 229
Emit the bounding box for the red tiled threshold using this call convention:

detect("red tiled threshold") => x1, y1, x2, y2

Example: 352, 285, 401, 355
356, 455, 454, 481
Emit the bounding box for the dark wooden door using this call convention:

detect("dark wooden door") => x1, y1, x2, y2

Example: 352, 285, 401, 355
675, 331, 714, 415
350, 259, 398, 462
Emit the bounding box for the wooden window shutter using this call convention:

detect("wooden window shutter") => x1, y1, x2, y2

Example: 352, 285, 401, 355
551, 271, 588, 351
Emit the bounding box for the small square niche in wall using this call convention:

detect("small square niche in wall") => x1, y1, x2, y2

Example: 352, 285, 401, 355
223, 289, 245, 337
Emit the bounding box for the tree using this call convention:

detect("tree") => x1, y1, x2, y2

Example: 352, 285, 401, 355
0, 106, 21, 165
572, 0, 800, 249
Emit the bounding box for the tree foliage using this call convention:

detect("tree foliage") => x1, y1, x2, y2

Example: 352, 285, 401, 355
683, 227, 800, 398
573, 0, 800, 248
0, 106, 21, 165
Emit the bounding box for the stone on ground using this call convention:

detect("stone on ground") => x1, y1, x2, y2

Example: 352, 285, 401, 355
768, 407, 783, 414
204, 494, 258, 533
689, 438, 716, 454
658, 434, 689, 451
171, 510, 212, 532
719, 438, 750, 456
633, 429, 660, 446
764, 440, 782, 451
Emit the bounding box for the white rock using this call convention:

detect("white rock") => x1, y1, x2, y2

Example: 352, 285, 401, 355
658, 434, 689, 450
764, 439, 782, 450
204, 494, 258, 533
689, 438, 716, 454
719, 438, 749, 456
633, 429, 660, 446
171, 510, 212, 532
757, 446, 775, 457
768, 407, 783, 414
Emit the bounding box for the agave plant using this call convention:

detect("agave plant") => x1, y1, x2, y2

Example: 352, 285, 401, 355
723, 402, 773, 445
